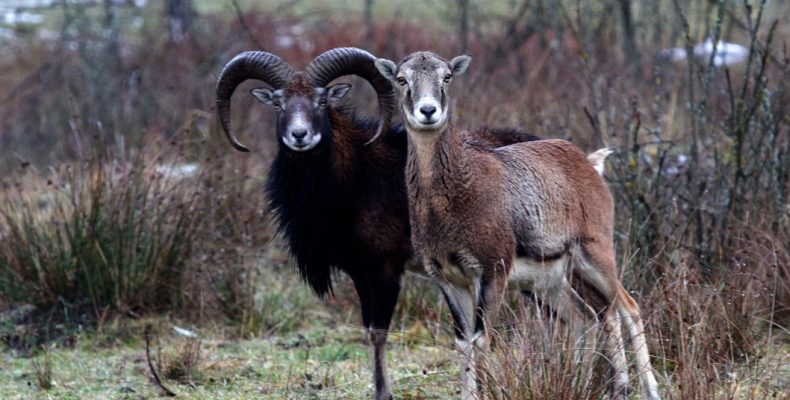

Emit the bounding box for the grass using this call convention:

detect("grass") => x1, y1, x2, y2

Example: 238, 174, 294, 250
0, 273, 465, 400
1, 275, 787, 399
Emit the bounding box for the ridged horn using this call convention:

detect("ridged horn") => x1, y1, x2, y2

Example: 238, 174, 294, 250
304, 47, 395, 145
216, 51, 295, 152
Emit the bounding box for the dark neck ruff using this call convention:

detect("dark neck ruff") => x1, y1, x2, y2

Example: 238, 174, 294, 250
265, 110, 363, 297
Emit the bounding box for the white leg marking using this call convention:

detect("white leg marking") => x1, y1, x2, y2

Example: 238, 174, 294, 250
439, 280, 481, 400
369, 329, 392, 400
604, 310, 629, 399
619, 305, 660, 400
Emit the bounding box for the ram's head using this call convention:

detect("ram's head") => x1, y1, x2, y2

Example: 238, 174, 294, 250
216, 48, 396, 152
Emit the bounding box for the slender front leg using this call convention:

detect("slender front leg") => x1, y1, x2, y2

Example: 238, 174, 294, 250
473, 259, 510, 338
369, 328, 393, 400
437, 282, 478, 400
369, 279, 401, 400
434, 257, 510, 400
469, 259, 510, 398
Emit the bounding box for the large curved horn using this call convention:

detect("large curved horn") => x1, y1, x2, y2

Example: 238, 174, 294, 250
304, 47, 395, 145
216, 51, 295, 152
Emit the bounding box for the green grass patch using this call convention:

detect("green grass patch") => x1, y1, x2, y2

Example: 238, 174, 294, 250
0, 315, 459, 400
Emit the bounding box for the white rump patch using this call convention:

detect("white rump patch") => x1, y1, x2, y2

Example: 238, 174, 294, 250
587, 148, 612, 175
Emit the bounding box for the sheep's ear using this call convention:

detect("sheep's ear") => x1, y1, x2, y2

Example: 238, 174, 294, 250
327, 83, 351, 104
374, 58, 398, 82
251, 88, 275, 105
449, 55, 472, 75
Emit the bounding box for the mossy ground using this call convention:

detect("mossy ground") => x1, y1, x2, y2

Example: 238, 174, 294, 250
0, 271, 461, 400
0, 327, 456, 400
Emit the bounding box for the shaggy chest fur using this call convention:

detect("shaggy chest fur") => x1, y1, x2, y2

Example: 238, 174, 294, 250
265, 112, 411, 296
406, 133, 514, 284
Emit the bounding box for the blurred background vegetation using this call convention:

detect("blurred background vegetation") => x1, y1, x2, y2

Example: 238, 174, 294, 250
0, 0, 788, 398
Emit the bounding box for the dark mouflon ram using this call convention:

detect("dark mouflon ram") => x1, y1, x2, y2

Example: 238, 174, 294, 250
215, 47, 540, 400
374, 51, 660, 400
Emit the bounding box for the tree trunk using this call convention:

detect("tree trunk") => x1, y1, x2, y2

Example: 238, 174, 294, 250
165, 0, 195, 43
364, 0, 374, 49
617, 0, 637, 62
458, 0, 470, 53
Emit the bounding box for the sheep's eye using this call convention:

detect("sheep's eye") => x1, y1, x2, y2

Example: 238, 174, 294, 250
397, 77, 407, 86
273, 101, 282, 110
443, 74, 452, 83
319, 99, 327, 107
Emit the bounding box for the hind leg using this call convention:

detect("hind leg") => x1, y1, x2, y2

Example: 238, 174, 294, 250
616, 284, 660, 400
601, 303, 629, 399
540, 277, 600, 359
576, 242, 660, 400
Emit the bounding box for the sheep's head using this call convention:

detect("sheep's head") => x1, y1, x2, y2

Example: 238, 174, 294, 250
375, 51, 471, 133
251, 73, 350, 152
216, 48, 396, 152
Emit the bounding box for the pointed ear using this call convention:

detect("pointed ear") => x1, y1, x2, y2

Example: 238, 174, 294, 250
327, 83, 352, 104
251, 88, 275, 105
374, 58, 398, 82
448, 55, 472, 75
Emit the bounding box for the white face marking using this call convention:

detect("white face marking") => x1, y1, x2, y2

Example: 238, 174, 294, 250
435, 67, 445, 83
412, 96, 443, 127
400, 66, 449, 130
283, 110, 321, 151
411, 67, 447, 126
291, 110, 308, 130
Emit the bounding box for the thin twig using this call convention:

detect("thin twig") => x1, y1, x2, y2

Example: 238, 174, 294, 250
582, 106, 602, 147
144, 325, 176, 397
229, 0, 266, 50
2, 63, 52, 104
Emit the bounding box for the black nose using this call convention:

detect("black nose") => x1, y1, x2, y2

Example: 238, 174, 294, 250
419, 105, 437, 118
292, 129, 308, 139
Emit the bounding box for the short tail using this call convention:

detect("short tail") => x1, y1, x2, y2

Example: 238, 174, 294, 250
587, 148, 612, 175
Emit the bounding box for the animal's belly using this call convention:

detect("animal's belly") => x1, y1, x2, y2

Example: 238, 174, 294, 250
413, 249, 568, 291
506, 256, 567, 291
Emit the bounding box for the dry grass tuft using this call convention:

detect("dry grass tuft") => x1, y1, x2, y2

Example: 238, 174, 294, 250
31, 345, 54, 391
